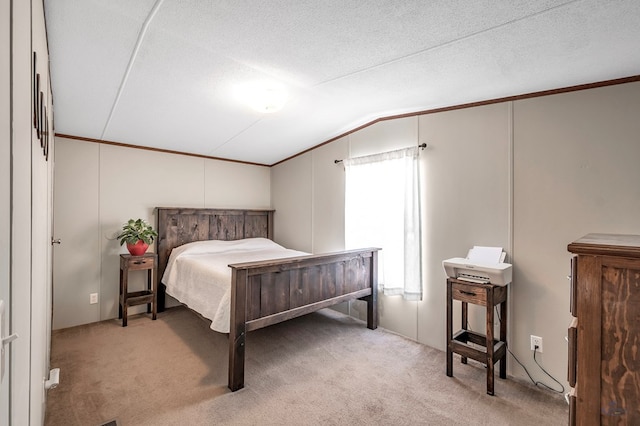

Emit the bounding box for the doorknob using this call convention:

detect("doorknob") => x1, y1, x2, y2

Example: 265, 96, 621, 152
51, 238, 61, 245
1, 300, 19, 382
1, 333, 18, 346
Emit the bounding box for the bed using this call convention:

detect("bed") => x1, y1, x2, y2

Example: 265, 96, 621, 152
155, 207, 379, 391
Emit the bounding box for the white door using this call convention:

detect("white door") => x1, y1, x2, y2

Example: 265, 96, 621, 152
30, 113, 52, 424
30, 0, 54, 421
0, 0, 11, 421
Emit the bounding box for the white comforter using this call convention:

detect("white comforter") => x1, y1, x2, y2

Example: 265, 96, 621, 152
161, 238, 308, 333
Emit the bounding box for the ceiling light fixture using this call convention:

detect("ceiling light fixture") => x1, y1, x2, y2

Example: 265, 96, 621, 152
250, 87, 288, 113
236, 83, 289, 114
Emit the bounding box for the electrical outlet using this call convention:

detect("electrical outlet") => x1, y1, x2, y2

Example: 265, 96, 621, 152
530, 335, 543, 352
90, 293, 98, 304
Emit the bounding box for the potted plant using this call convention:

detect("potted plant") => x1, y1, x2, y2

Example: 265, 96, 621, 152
117, 218, 158, 256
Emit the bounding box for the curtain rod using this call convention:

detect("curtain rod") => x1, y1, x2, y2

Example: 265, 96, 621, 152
334, 143, 427, 164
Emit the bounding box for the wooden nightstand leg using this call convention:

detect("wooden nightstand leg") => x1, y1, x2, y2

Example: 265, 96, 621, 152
446, 279, 453, 377
500, 300, 507, 379
151, 266, 157, 320
119, 268, 123, 320
486, 287, 495, 395
461, 301, 468, 364
122, 265, 128, 327
146, 269, 152, 314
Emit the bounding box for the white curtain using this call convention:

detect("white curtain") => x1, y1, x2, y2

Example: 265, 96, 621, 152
344, 146, 422, 301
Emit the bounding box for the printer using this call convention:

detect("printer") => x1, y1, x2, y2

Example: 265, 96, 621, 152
442, 246, 512, 286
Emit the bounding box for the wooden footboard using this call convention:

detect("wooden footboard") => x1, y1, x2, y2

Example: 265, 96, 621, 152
228, 248, 379, 391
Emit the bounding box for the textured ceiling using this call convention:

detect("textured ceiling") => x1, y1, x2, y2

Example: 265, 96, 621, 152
44, 0, 640, 166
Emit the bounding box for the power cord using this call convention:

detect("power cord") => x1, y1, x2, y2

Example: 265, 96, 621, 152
494, 306, 565, 394
532, 345, 565, 393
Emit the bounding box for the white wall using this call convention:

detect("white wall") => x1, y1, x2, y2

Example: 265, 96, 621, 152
511, 82, 640, 381
270, 81, 640, 391
418, 104, 511, 350
53, 140, 101, 326
53, 138, 271, 329
270, 152, 313, 253
311, 138, 348, 254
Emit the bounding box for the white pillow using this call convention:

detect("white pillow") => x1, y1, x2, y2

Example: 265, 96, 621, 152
171, 237, 284, 258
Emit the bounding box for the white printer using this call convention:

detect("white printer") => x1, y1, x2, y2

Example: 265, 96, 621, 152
442, 246, 512, 286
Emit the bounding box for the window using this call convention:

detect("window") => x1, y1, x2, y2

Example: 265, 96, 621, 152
344, 146, 422, 300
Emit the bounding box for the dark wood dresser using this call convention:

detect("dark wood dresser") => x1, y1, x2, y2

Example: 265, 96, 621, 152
567, 234, 640, 425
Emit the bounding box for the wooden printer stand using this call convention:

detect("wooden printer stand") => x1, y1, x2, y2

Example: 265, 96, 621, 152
446, 277, 508, 395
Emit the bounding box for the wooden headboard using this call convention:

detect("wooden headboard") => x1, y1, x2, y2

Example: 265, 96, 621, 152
155, 207, 274, 282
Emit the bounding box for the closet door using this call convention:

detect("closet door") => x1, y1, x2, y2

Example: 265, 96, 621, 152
0, 0, 11, 421
30, 0, 55, 422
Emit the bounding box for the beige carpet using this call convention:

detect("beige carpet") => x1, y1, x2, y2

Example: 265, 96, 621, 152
45, 306, 567, 425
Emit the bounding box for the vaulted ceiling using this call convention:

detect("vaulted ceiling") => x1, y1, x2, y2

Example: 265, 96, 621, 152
45, 1, 640, 166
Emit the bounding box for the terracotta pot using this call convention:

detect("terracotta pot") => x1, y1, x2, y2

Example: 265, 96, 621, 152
126, 240, 149, 256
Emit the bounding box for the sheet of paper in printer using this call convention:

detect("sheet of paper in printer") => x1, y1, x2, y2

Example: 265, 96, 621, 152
466, 246, 506, 264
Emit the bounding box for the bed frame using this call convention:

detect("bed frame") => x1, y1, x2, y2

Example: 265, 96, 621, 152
155, 207, 379, 391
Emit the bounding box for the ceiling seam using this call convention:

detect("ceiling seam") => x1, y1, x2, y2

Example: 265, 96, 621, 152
99, 0, 165, 140
314, 0, 583, 87
207, 117, 263, 155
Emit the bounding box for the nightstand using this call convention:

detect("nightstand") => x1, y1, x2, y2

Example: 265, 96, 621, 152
446, 277, 508, 395
119, 253, 157, 327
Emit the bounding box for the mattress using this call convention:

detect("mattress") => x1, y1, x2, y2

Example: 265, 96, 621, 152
161, 238, 308, 333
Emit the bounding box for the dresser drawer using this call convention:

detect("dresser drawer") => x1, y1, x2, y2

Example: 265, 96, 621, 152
568, 387, 576, 426
568, 317, 577, 387
569, 256, 577, 316
121, 254, 156, 270
451, 281, 487, 305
